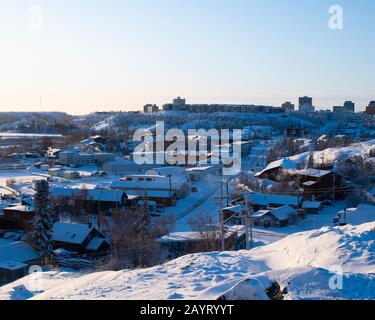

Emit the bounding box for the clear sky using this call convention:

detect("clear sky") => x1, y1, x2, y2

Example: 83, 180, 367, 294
0, 0, 374, 114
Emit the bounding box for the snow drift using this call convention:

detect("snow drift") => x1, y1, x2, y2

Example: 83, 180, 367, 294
0, 222, 374, 300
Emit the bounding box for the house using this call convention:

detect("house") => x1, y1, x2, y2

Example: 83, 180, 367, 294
334, 205, 375, 226
302, 201, 323, 215
185, 166, 219, 181
53, 222, 109, 255
0, 204, 35, 231
255, 159, 297, 180
157, 226, 245, 261
0, 241, 40, 285
50, 187, 130, 213
90, 135, 108, 145
252, 210, 273, 227
63, 171, 81, 179
110, 174, 190, 198
46, 147, 62, 159
222, 205, 246, 223
234, 193, 300, 210
48, 167, 64, 177
0, 261, 29, 285
59, 151, 115, 166
103, 160, 156, 175
289, 169, 344, 201
128, 190, 177, 207
270, 205, 297, 227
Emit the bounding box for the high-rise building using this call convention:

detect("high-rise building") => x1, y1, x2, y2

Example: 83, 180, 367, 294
173, 97, 186, 106
343, 101, 355, 113
366, 101, 375, 115
333, 101, 355, 113
299, 96, 315, 112
143, 104, 159, 113
281, 101, 295, 113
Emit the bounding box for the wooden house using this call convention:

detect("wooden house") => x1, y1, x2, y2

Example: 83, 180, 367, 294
0, 204, 35, 231
52, 222, 109, 255
157, 227, 245, 261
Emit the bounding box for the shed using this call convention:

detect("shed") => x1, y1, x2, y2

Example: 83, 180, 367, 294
270, 205, 297, 227
302, 201, 323, 215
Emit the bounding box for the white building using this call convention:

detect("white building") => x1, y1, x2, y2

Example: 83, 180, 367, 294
59, 151, 115, 166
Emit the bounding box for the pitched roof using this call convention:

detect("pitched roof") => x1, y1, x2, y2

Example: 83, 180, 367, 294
53, 222, 94, 245
85, 237, 107, 251
292, 169, 332, 178
255, 158, 297, 177
0, 260, 28, 271
252, 210, 272, 218
0, 241, 39, 263
271, 205, 296, 220
302, 201, 322, 209
247, 193, 299, 206
51, 187, 125, 202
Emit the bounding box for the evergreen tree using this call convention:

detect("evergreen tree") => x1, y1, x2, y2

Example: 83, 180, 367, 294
306, 152, 315, 169
31, 179, 55, 265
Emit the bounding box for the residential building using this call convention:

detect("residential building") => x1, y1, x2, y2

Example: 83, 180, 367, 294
53, 222, 109, 254
162, 97, 278, 114
299, 96, 315, 112
59, 151, 115, 166
333, 101, 355, 113
366, 101, 375, 115
281, 101, 295, 113
143, 104, 159, 113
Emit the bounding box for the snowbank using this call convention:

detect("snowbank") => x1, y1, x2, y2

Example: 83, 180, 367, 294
0, 222, 374, 300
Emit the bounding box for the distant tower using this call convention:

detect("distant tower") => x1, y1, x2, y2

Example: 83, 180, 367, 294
299, 96, 315, 112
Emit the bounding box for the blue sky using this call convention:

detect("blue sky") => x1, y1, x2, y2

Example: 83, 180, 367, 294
0, 0, 374, 114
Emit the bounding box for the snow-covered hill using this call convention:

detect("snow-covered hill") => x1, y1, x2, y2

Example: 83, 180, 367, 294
1, 222, 374, 300
289, 139, 375, 167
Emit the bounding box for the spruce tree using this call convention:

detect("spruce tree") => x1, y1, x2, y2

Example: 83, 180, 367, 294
32, 179, 55, 265
306, 152, 315, 169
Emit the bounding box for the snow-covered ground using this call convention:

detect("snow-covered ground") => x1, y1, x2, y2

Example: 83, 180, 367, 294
1, 221, 374, 300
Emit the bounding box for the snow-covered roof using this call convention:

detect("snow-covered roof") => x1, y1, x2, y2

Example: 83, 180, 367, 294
255, 158, 297, 177
222, 205, 245, 213
252, 210, 272, 218
302, 201, 322, 209
185, 166, 216, 172
271, 205, 296, 220
303, 181, 319, 187
85, 237, 107, 251
53, 222, 94, 245
51, 187, 125, 202
127, 190, 175, 199
292, 169, 332, 178
0, 241, 39, 263
248, 193, 299, 207
110, 178, 185, 191
0, 260, 27, 271
158, 230, 235, 243
338, 205, 375, 226
4, 204, 34, 213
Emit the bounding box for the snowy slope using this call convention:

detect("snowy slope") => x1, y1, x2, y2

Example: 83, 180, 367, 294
289, 139, 375, 167
1, 222, 374, 300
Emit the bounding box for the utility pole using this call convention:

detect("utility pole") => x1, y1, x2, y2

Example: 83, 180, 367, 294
220, 167, 225, 251
226, 180, 229, 207
168, 174, 172, 198
244, 192, 253, 250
